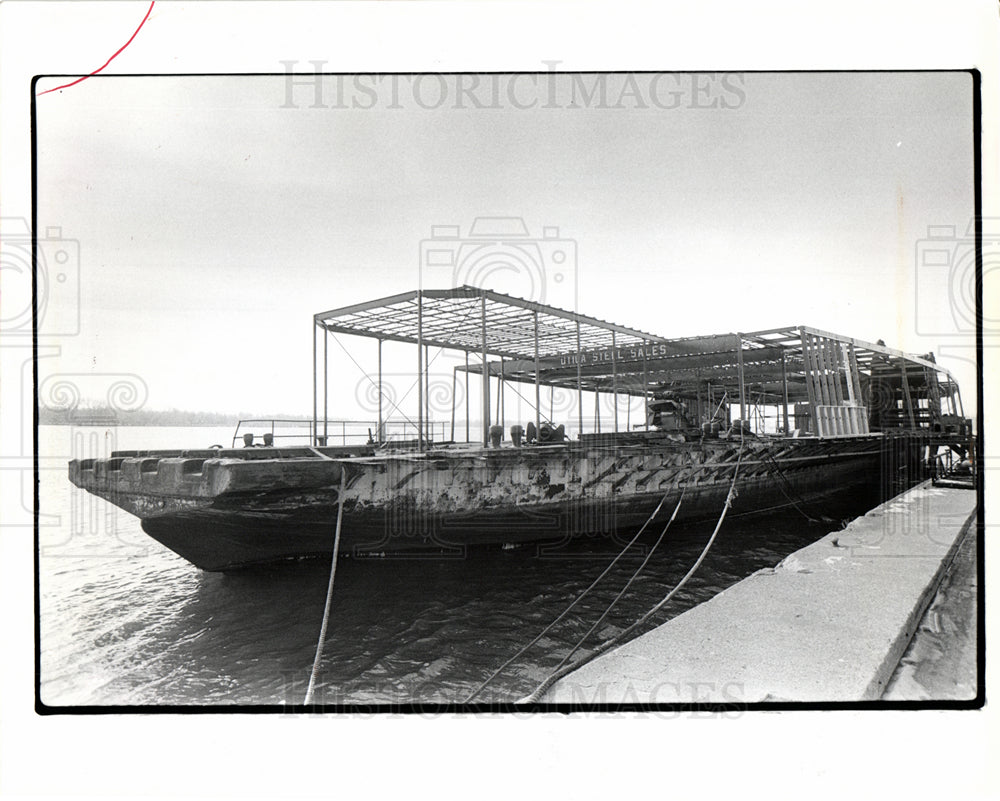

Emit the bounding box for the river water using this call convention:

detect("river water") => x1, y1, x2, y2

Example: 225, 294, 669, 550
38, 424, 880, 707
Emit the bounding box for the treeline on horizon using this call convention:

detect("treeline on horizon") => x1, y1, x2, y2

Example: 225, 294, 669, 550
37, 406, 309, 427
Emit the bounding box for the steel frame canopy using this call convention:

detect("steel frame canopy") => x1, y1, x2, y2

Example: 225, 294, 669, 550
465, 326, 958, 389
312, 287, 962, 445
313, 286, 672, 446
463, 324, 962, 428
314, 286, 670, 358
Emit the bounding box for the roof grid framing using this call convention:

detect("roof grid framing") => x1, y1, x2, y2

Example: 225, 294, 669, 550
313, 287, 956, 385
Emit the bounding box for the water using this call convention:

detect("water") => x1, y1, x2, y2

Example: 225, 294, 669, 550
39, 425, 876, 707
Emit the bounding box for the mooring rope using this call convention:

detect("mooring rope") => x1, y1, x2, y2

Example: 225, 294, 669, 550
547, 489, 687, 675
463, 487, 681, 704
303, 468, 347, 706
759, 448, 833, 524
518, 437, 746, 704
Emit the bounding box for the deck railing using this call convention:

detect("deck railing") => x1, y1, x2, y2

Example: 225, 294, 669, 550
231, 418, 447, 448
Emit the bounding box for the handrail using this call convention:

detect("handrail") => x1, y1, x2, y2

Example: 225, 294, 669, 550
231, 418, 447, 448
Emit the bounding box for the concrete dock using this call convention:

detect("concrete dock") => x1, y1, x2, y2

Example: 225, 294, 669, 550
542, 480, 978, 704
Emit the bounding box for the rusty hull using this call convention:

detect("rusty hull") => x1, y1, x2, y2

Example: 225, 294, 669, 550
65, 435, 905, 571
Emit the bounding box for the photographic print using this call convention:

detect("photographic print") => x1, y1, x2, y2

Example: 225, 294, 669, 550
31, 68, 981, 711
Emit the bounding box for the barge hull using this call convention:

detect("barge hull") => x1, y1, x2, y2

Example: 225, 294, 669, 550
69, 434, 932, 571
137, 476, 881, 571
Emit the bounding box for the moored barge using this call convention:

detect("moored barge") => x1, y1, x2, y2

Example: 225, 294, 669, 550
68, 287, 972, 571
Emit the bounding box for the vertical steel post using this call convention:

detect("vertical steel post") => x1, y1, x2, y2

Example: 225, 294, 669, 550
815, 337, 837, 435
840, 342, 856, 435
534, 311, 541, 437
642, 341, 649, 431
481, 294, 489, 446
611, 331, 619, 433
841, 343, 856, 404
312, 318, 318, 445
323, 325, 328, 443
781, 350, 790, 434
799, 329, 818, 434
465, 350, 470, 443
417, 291, 424, 452
736, 334, 746, 425
899, 357, 917, 429
498, 357, 504, 426
576, 320, 583, 437
828, 340, 845, 406
424, 344, 430, 443
450, 366, 457, 442
377, 338, 383, 443
846, 342, 867, 434
815, 337, 834, 406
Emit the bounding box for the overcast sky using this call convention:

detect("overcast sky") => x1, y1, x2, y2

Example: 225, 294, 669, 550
34, 71, 977, 420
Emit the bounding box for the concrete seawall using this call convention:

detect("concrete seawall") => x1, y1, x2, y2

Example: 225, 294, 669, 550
542, 480, 978, 704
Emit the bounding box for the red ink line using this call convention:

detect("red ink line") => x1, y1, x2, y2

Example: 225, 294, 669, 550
38, 1, 155, 96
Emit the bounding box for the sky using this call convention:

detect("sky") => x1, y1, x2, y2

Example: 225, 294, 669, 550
33, 71, 977, 422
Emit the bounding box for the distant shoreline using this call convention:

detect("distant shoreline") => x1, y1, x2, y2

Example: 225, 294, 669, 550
38, 421, 236, 427
37, 407, 308, 427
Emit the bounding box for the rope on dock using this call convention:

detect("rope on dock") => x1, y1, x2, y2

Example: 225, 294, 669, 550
518, 438, 746, 704
463, 487, 682, 704
303, 469, 347, 706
